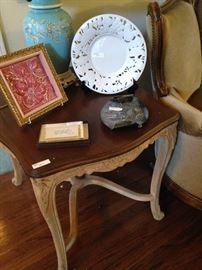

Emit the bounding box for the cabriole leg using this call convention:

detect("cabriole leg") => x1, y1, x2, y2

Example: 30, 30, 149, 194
150, 124, 177, 220
31, 178, 68, 270
11, 156, 26, 186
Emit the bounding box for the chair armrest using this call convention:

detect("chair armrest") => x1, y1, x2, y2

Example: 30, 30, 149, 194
161, 94, 202, 136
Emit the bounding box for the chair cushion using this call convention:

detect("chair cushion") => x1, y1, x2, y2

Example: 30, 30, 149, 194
163, 1, 202, 101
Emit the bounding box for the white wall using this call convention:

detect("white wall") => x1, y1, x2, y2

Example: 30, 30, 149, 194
0, 0, 152, 53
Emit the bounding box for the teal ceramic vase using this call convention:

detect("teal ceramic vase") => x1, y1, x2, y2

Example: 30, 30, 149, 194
23, 0, 73, 75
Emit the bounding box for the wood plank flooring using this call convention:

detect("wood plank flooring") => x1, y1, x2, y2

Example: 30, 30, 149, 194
0, 153, 201, 270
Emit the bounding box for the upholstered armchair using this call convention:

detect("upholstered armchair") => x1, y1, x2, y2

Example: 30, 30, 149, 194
146, 0, 202, 209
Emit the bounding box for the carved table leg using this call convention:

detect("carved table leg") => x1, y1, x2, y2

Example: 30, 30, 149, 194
150, 124, 177, 220
66, 177, 83, 252
31, 178, 68, 270
0, 142, 26, 186
11, 156, 26, 186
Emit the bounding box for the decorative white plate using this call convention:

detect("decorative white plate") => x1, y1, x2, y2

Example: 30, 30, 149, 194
71, 14, 147, 94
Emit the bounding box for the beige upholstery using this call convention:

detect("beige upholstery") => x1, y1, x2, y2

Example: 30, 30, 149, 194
161, 1, 202, 136
163, 1, 202, 101
160, 1, 202, 136
161, 91, 202, 136
165, 131, 202, 198
147, 0, 202, 208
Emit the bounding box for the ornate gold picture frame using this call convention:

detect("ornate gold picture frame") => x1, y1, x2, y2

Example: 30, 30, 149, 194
0, 44, 68, 126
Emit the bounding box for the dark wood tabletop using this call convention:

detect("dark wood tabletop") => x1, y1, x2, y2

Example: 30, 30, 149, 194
0, 85, 179, 178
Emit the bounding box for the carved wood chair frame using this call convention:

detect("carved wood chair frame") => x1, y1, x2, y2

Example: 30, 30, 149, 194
147, 0, 201, 99
147, 0, 202, 209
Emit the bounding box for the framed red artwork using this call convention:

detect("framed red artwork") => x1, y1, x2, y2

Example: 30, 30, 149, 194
0, 44, 68, 126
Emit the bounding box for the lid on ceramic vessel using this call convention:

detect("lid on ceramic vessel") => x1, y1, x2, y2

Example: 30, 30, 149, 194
28, 0, 62, 9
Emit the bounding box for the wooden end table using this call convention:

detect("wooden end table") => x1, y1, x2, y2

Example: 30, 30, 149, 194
0, 86, 179, 270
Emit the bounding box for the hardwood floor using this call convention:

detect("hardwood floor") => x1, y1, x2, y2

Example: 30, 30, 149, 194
0, 153, 201, 270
